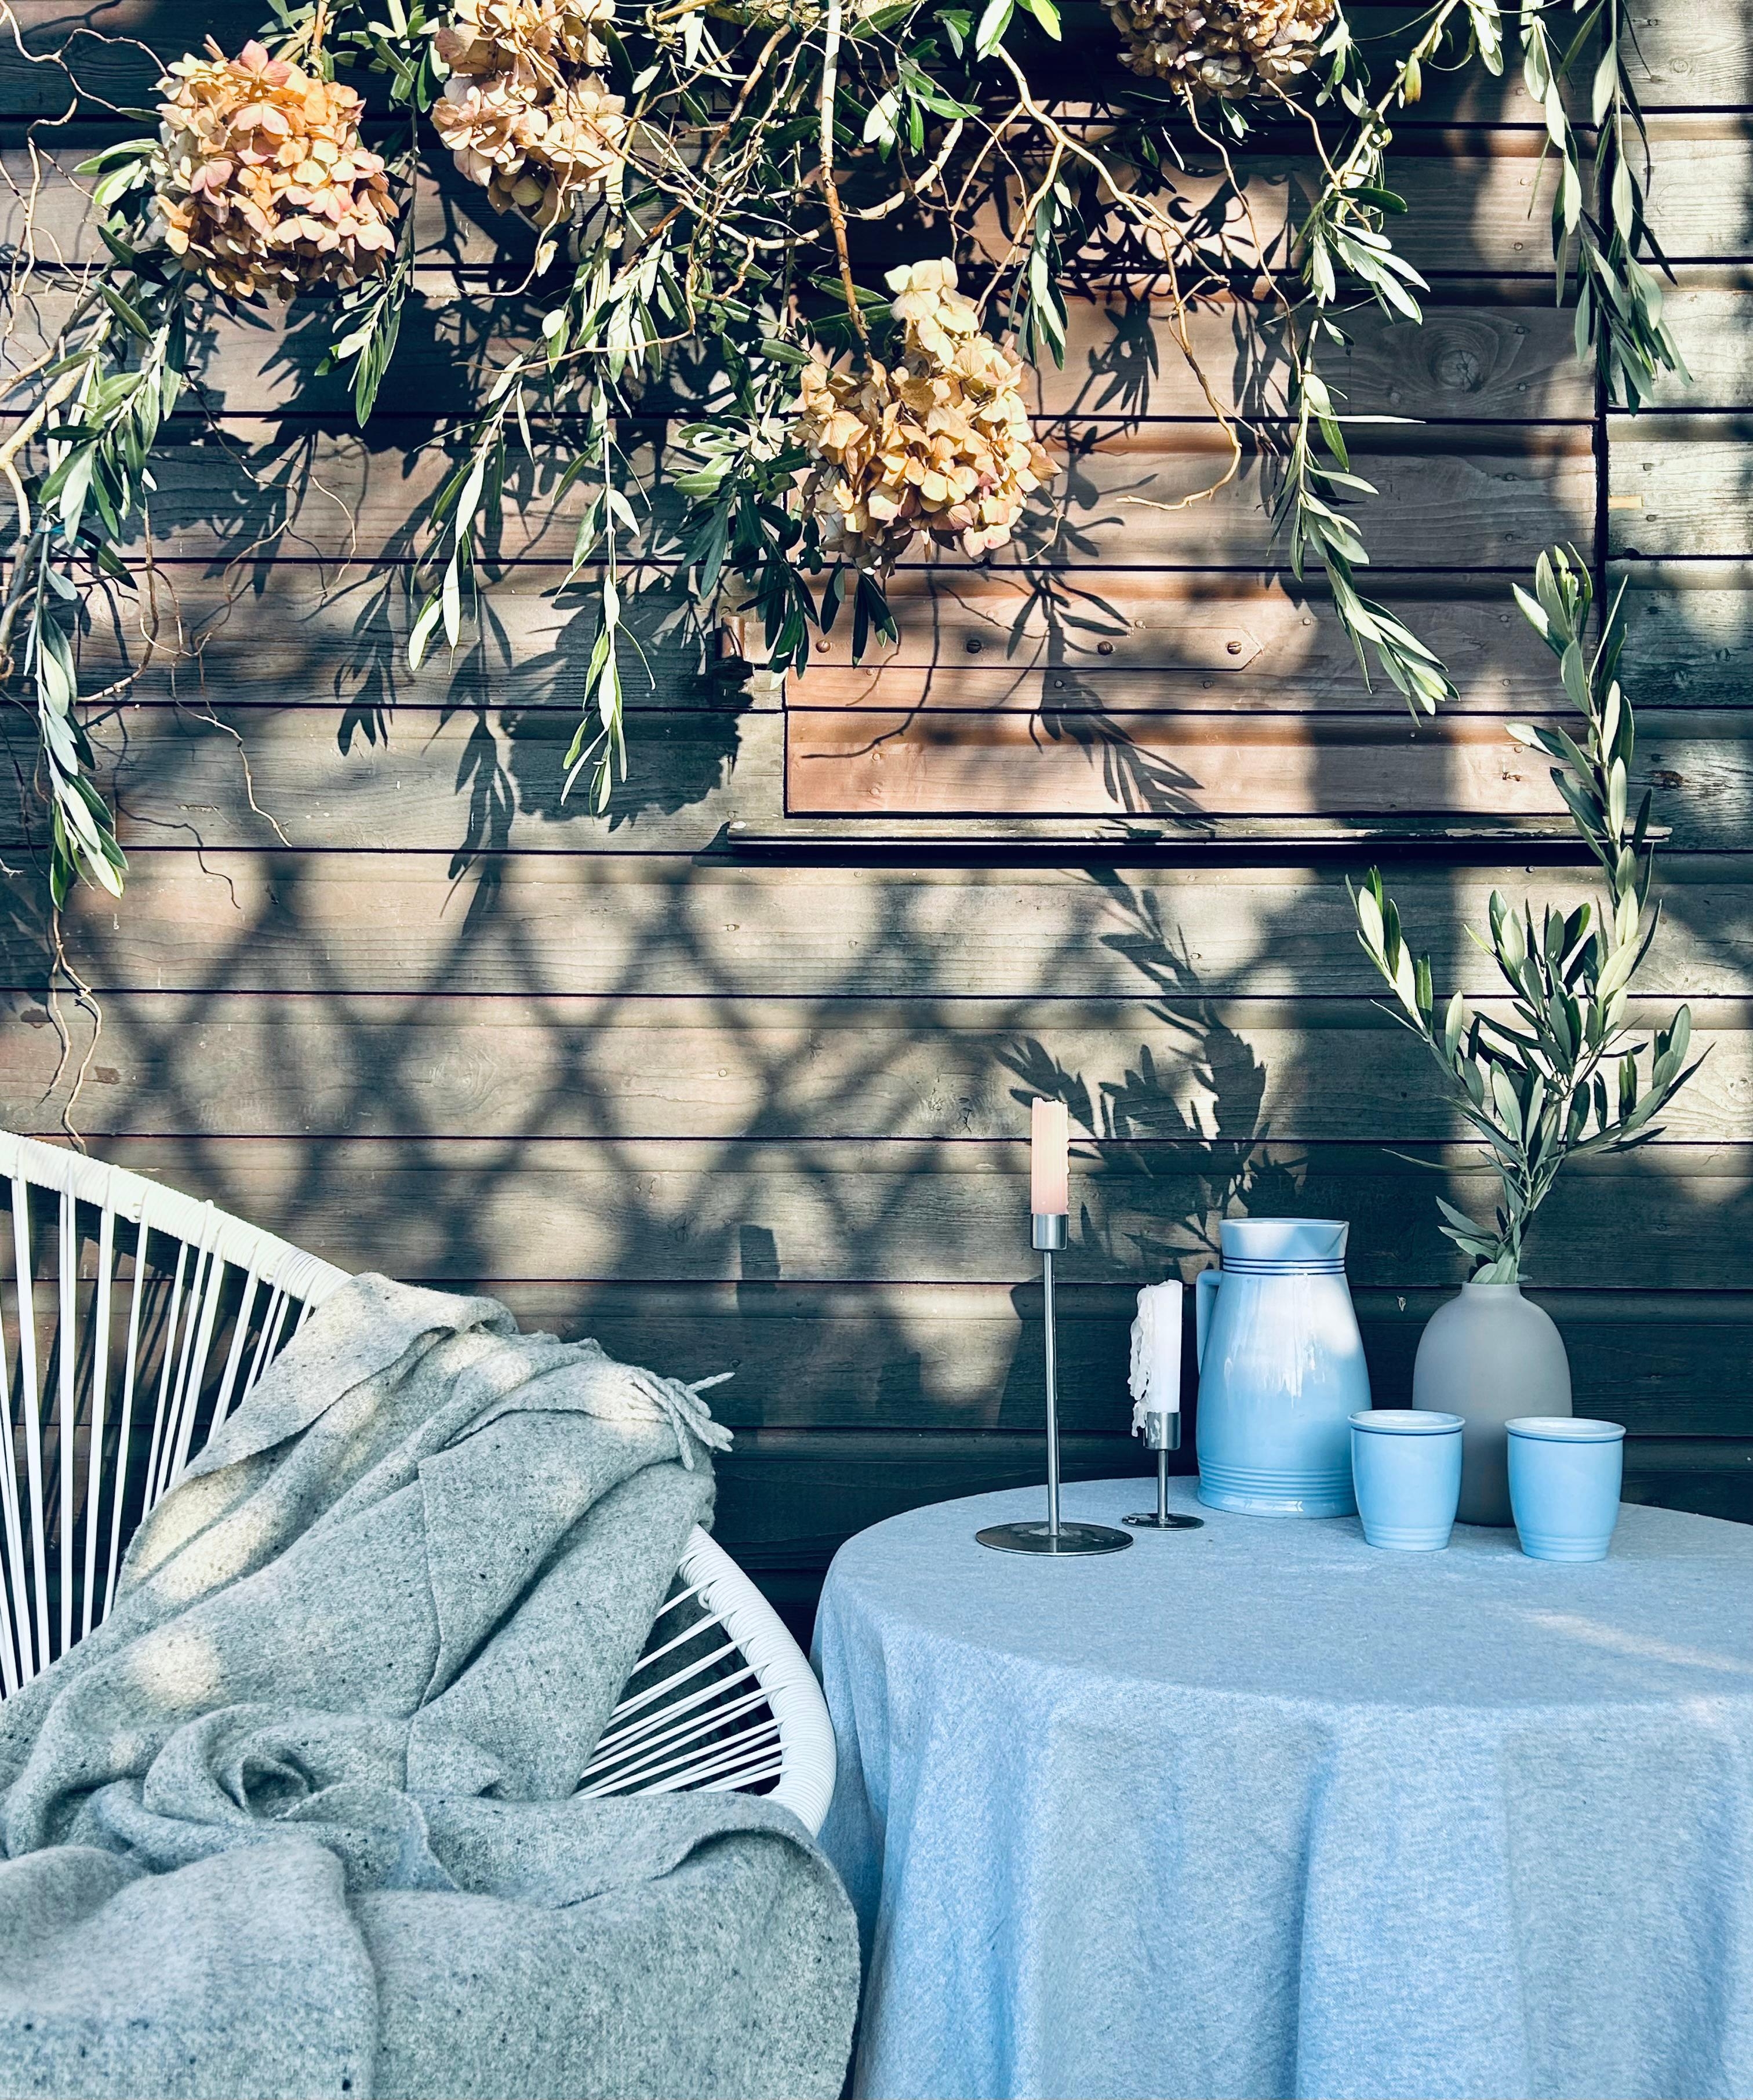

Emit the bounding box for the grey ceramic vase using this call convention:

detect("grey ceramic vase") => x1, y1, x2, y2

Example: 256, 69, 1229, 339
1411, 1281, 1572, 1524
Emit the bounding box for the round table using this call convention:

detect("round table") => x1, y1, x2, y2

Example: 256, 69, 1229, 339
812, 1477, 1753, 2100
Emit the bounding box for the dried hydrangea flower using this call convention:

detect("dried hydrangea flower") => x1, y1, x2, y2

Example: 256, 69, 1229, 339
1108, 0, 1337, 99
432, 0, 627, 224
791, 260, 1056, 573
150, 39, 398, 300
436, 0, 614, 78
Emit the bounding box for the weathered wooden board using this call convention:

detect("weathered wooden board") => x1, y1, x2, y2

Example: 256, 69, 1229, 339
57, 568, 1577, 720
12, 701, 1741, 849
782, 705, 1753, 829
37, 424, 1592, 573
0, 705, 774, 856
1642, 279, 1753, 409
9, 132, 1730, 277
1644, 128, 1753, 260
13, 1131, 1750, 1289
1609, 418, 1753, 558
20, 855, 1753, 999
1617, 566, 1753, 707
4, 993, 1745, 1145
784, 573, 1563, 704
43, 563, 750, 717
45, 565, 1742, 747
5, 280, 1598, 424
480, 1279, 1753, 1440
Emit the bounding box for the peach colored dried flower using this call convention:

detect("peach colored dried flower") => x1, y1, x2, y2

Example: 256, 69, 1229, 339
436, 0, 613, 77
791, 260, 1056, 572
432, 0, 626, 225
1108, 0, 1336, 98
150, 39, 398, 299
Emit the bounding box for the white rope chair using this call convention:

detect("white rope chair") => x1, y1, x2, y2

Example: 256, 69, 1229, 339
0, 1130, 835, 1835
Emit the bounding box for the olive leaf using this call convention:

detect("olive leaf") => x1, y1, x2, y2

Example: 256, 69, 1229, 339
1349, 545, 1705, 1282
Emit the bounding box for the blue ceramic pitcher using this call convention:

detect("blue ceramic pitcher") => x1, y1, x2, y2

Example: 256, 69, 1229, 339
1195, 1218, 1369, 1517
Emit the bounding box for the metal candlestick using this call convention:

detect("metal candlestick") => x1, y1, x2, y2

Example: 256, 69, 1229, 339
977, 1214, 1132, 1557
1123, 1407, 1204, 1531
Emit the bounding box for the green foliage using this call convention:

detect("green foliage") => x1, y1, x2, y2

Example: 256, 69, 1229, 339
1349, 547, 1703, 1282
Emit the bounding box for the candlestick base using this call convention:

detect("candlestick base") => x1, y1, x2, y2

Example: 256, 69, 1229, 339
1122, 1510, 1205, 1530
976, 1519, 1132, 1555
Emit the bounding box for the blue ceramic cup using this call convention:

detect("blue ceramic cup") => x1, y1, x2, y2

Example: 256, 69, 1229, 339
1349, 1410, 1464, 1551
1507, 1417, 1625, 1562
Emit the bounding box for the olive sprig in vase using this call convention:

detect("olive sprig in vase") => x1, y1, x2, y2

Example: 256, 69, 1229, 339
1348, 545, 1703, 1520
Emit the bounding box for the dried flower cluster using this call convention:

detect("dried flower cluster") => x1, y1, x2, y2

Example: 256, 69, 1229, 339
432, 0, 627, 227
149, 40, 398, 299
792, 261, 1055, 572
1108, 0, 1336, 98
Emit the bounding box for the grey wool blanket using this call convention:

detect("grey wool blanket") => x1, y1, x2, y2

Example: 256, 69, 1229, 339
0, 1276, 858, 2100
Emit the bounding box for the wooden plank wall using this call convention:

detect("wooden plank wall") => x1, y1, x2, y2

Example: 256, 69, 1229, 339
2, 2, 1750, 1632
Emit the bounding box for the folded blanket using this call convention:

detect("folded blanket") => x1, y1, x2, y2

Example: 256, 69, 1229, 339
0, 1277, 858, 2100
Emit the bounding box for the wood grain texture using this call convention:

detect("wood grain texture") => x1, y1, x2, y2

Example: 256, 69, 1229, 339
22, 856, 1753, 999
17, 700, 1743, 850
479, 1279, 1753, 1440
3, 133, 1712, 276
783, 705, 1753, 832
5, 993, 1746, 1144
1609, 420, 1753, 559
783, 573, 1561, 705
42, 424, 1592, 573
5, 282, 1598, 424
12, 1131, 1750, 1289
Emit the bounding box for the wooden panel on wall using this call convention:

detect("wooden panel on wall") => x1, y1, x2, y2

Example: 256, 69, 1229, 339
1, 0, 1750, 1636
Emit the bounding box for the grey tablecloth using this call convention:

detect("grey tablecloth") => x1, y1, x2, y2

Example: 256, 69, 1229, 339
813, 1477, 1753, 2100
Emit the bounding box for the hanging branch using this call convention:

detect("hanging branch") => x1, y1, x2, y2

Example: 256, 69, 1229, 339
0, 0, 1694, 903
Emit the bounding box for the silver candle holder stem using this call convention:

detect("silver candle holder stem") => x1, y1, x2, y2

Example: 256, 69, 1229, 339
1124, 1407, 1203, 1531
977, 1214, 1132, 1557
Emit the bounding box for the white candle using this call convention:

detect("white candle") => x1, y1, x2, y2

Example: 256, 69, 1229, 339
1030, 1099, 1068, 1216
1129, 1280, 1183, 1431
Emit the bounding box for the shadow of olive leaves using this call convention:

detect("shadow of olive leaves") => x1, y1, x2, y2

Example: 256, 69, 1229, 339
1001, 879, 1304, 1277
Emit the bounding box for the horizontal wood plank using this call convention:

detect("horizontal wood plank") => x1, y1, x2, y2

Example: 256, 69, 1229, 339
6, 282, 1597, 424
0, 706, 773, 857
783, 705, 1752, 837
14, 701, 1740, 850
783, 573, 1562, 704
22, 855, 1753, 998
481, 1279, 1753, 1442
1609, 419, 1753, 559
4, 993, 1745, 1145
7, 133, 1725, 276
31, 425, 1592, 573
63, 567, 1581, 719
13, 1132, 1750, 1289
1618, 567, 1753, 707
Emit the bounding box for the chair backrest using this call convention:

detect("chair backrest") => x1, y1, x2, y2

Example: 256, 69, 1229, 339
0, 1132, 835, 1835
0, 1131, 345, 1690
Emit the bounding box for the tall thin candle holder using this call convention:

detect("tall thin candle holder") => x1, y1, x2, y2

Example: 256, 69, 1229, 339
977, 1214, 1132, 1556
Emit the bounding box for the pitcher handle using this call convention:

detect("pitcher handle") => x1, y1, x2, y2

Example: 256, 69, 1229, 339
1195, 1266, 1220, 1370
